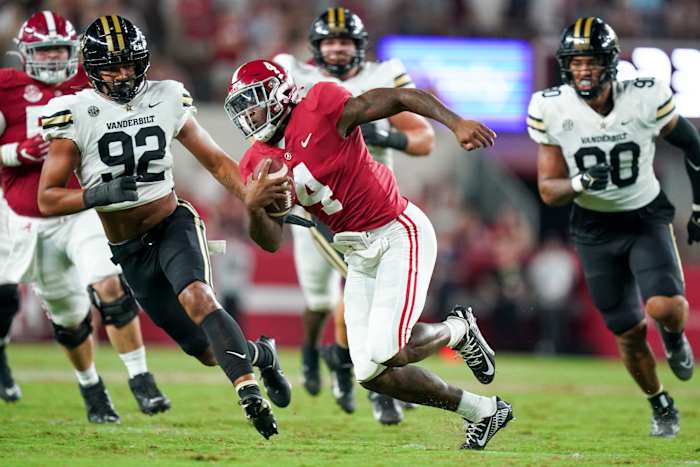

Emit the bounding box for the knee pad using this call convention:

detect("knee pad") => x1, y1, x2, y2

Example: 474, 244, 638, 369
0, 284, 20, 316
52, 313, 93, 349
88, 274, 139, 328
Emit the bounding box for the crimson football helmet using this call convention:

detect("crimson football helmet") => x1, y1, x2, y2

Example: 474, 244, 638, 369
14, 11, 79, 84
224, 59, 300, 142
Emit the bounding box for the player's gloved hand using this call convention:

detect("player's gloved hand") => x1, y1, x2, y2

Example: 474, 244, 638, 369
83, 176, 138, 209
687, 207, 700, 245
0, 135, 50, 167
571, 163, 611, 192
360, 123, 408, 150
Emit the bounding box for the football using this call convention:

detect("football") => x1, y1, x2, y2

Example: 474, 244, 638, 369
253, 156, 294, 218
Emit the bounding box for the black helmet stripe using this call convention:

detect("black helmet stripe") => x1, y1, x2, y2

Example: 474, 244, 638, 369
97, 15, 126, 53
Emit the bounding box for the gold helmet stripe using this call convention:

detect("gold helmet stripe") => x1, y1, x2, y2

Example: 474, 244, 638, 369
338, 7, 346, 29
583, 17, 594, 39
327, 8, 336, 29
99, 16, 114, 52
573, 17, 584, 38
111, 15, 126, 51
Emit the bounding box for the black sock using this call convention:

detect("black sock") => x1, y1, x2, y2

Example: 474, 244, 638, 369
200, 309, 254, 384
661, 328, 684, 352
0, 284, 20, 339
333, 344, 353, 366
648, 390, 673, 412
237, 381, 263, 400
247, 340, 274, 368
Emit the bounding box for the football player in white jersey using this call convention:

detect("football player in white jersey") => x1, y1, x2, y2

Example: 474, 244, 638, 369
529, 17, 698, 438
36, 15, 292, 439
274, 6, 436, 424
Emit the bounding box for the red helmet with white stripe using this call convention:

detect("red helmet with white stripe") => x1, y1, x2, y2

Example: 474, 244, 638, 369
15, 11, 79, 84
224, 59, 300, 142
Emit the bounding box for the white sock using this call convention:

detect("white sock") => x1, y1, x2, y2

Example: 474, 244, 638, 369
455, 390, 497, 422
444, 318, 468, 348
75, 363, 100, 387
119, 346, 148, 379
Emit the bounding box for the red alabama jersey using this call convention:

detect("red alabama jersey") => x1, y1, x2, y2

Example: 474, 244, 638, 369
0, 67, 86, 217
240, 81, 407, 233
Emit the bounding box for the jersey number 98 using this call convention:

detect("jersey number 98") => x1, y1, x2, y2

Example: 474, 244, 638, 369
574, 141, 641, 188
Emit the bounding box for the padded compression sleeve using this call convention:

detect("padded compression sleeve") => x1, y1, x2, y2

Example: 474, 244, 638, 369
664, 116, 700, 204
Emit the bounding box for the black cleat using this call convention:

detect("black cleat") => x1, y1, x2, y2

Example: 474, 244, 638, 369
79, 378, 120, 424
128, 372, 171, 415
657, 324, 694, 381
368, 392, 403, 425
256, 336, 292, 408
240, 394, 278, 439
462, 397, 513, 450
322, 346, 355, 414
302, 345, 321, 396
649, 391, 680, 438
447, 305, 496, 384
0, 351, 21, 403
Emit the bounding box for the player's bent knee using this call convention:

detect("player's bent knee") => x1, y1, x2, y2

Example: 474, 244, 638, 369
52, 313, 93, 349
178, 281, 219, 324
615, 320, 647, 347
88, 274, 139, 328
645, 295, 688, 322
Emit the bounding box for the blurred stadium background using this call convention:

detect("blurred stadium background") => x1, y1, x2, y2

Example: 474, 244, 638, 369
2, 0, 700, 360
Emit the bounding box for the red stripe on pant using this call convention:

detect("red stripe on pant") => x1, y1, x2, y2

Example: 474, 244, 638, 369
396, 213, 418, 350
401, 213, 420, 346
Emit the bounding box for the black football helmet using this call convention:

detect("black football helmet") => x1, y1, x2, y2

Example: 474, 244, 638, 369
556, 17, 620, 99
309, 7, 368, 77
81, 15, 150, 104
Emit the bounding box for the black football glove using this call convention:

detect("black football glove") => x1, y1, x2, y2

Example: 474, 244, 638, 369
360, 123, 408, 150
687, 209, 700, 245
575, 162, 611, 192
83, 175, 138, 209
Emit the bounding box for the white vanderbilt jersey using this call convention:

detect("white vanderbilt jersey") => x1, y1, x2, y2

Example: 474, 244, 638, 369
527, 78, 676, 212
274, 54, 414, 169
41, 80, 195, 212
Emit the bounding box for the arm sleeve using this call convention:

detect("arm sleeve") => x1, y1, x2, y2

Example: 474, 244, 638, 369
650, 81, 676, 135
40, 97, 76, 142
664, 115, 700, 204
526, 92, 557, 145
175, 82, 197, 135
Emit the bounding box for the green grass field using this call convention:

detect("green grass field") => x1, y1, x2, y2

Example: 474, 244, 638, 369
1, 343, 698, 466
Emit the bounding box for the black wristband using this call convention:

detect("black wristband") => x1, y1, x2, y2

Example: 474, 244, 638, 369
386, 130, 409, 151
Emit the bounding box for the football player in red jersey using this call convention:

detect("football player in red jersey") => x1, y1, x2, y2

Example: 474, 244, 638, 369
228, 59, 513, 450
0, 11, 170, 421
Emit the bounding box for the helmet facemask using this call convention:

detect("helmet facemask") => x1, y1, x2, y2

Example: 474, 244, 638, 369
84, 51, 150, 104
18, 41, 78, 84
311, 38, 365, 78
224, 76, 291, 142
558, 51, 618, 99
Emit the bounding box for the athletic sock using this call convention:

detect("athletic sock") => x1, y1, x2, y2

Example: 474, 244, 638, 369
236, 379, 263, 400
444, 318, 468, 348
200, 309, 254, 383
333, 344, 352, 365
119, 346, 148, 378
0, 284, 20, 339
247, 340, 274, 368
75, 363, 100, 387
455, 390, 497, 422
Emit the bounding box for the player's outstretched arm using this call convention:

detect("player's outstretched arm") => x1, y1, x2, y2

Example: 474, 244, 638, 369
338, 87, 495, 151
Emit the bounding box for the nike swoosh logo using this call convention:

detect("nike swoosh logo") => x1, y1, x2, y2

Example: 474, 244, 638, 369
148, 102, 163, 108
687, 158, 700, 172
225, 350, 247, 359
680, 355, 693, 369
301, 132, 312, 148
482, 353, 495, 376
477, 417, 493, 446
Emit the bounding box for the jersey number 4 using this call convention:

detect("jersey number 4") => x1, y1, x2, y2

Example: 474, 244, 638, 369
574, 142, 640, 188
98, 126, 166, 182
293, 162, 343, 215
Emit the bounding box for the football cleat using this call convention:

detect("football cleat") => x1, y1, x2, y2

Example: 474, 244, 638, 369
447, 305, 496, 384
256, 336, 292, 408
128, 372, 171, 415
301, 345, 321, 396
368, 392, 403, 425
649, 391, 680, 438
322, 346, 355, 414
657, 324, 694, 381
240, 394, 278, 439
0, 353, 21, 403
79, 378, 120, 424
462, 397, 513, 450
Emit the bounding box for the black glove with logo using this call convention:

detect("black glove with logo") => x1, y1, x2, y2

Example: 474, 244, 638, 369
360, 123, 408, 150
687, 209, 700, 245
573, 162, 611, 192
83, 175, 138, 209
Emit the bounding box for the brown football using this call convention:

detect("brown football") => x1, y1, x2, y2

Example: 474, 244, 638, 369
253, 156, 293, 218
